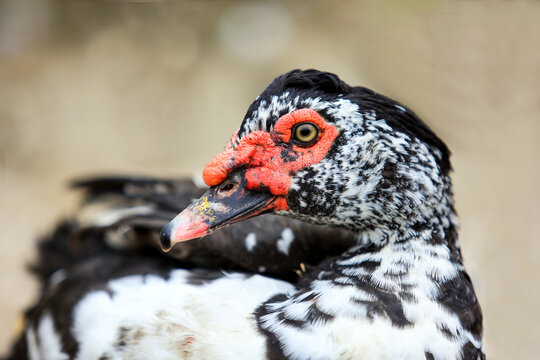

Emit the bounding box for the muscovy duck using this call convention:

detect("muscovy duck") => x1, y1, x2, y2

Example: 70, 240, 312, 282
6, 69, 484, 360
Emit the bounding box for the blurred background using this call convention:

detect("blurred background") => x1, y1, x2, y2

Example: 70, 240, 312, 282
0, 0, 539, 358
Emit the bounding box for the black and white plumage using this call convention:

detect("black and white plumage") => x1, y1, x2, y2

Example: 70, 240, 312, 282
6, 70, 484, 360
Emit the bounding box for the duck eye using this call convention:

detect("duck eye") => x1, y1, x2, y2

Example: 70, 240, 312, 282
292, 122, 319, 145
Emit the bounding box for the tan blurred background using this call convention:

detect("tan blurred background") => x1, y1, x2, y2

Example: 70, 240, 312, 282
0, 0, 539, 358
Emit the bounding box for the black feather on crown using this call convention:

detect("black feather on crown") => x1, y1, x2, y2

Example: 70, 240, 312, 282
267, 69, 353, 95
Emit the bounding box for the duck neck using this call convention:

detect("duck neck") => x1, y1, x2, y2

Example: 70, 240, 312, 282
353, 173, 460, 249
340, 200, 464, 275
297, 196, 464, 293
256, 208, 473, 358
357, 211, 459, 251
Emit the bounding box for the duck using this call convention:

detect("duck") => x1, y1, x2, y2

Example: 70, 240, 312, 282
5, 69, 484, 360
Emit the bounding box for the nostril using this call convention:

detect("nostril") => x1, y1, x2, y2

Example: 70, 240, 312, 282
217, 181, 238, 196
220, 183, 235, 192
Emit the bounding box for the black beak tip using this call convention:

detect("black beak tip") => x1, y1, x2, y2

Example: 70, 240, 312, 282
159, 223, 173, 252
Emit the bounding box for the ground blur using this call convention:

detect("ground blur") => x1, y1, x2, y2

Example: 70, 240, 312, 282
1, 0, 539, 358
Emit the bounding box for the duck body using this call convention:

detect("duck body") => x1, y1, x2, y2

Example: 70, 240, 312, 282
28, 261, 293, 360
7, 177, 353, 360
7, 70, 484, 360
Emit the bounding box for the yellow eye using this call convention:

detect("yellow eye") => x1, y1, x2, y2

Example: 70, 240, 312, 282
293, 122, 319, 145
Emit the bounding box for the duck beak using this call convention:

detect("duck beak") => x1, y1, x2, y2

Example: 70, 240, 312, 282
159, 170, 277, 251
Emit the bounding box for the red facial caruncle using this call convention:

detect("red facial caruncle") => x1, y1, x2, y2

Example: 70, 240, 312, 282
202, 109, 338, 210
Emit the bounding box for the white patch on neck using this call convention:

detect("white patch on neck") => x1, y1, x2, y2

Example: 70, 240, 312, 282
276, 228, 294, 255
244, 233, 257, 252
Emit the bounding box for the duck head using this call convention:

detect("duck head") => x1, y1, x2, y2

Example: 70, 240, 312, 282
160, 69, 453, 251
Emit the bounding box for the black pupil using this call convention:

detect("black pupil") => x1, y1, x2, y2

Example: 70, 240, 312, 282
299, 126, 312, 137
